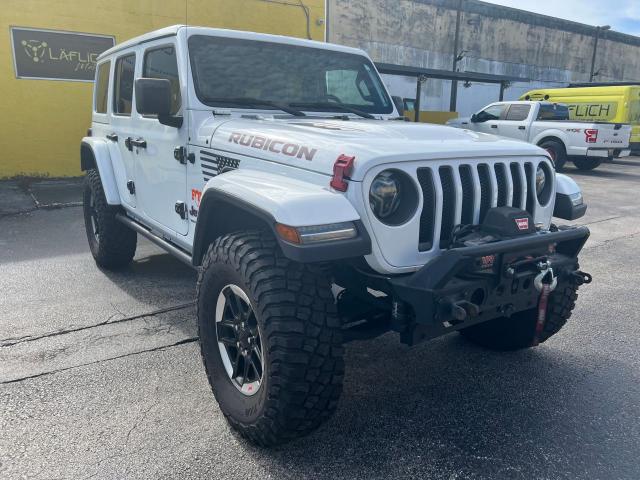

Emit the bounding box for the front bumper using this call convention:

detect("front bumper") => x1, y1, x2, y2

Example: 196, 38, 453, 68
388, 226, 590, 344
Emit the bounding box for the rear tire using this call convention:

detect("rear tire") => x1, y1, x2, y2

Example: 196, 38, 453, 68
573, 158, 602, 171
538, 139, 567, 171
196, 230, 344, 446
83, 169, 137, 269
460, 282, 578, 351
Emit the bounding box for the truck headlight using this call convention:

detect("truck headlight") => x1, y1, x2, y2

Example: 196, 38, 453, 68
369, 169, 419, 225
536, 166, 546, 196
535, 163, 553, 205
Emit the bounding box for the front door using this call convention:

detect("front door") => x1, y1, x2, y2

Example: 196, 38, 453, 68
133, 42, 188, 235
472, 103, 507, 136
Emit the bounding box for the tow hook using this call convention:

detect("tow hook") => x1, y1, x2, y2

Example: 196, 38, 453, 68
534, 261, 557, 293
571, 270, 593, 286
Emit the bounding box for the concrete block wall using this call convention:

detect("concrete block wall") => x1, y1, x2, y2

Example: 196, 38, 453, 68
328, 0, 640, 115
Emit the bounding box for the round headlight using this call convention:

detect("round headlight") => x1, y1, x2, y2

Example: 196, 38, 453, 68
369, 169, 419, 226
536, 166, 546, 196
370, 171, 401, 219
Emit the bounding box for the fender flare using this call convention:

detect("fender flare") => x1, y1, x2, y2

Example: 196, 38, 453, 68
80, 137, 120, 205
191, 170, 371, 266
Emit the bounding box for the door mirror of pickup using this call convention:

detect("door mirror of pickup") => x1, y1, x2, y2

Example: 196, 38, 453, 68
135, 78, 183, 128
470, 113, 479, 123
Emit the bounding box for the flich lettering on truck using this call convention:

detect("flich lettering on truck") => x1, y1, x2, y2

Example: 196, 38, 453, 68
80, 25, 593, 446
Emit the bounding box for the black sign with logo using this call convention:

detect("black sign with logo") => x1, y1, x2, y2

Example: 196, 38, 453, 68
11, 27, 115, 81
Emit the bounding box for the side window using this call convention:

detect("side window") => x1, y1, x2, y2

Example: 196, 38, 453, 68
113, 54, 136, 115
505, 104, 531, 121
143, 45, 181, 115
537, 104, 570, 121
478, 104, 506, 121
94, 61, 110, 114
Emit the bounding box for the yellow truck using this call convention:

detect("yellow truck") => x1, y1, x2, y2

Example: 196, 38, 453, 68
521, 84, 640, 154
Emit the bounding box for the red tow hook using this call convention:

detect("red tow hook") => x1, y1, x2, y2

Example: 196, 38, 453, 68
330, 154, 355, 192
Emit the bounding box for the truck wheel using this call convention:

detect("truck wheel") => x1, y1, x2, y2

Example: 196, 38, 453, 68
196, 231, 344, 446
573, 158, 602, 171
460, 282, 578, 351
538, 139, 567, 171
83, 169, 137, 269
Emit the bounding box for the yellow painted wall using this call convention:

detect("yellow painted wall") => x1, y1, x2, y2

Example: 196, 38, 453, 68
1, 0, 326, 178
405, 110, 459, 124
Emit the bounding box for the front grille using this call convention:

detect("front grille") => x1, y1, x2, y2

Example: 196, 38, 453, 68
417, 161, 535, 251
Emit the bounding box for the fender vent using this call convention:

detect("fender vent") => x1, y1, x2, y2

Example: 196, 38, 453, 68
200, 150, 240, 182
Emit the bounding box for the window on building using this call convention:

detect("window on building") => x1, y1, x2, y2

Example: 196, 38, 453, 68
113, 54, 136, 115
143, 46, 181, 115
94, 61, 110, 114
505, 104, 531, 121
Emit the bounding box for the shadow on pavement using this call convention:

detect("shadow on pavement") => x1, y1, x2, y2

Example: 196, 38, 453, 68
236, 335, 639, 479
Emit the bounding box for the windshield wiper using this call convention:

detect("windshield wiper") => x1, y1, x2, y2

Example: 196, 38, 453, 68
203, 96, 306, 117
290, 102, 375, 119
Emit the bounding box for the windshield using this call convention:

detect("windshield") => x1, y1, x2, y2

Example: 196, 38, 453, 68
188, 35, 393, 115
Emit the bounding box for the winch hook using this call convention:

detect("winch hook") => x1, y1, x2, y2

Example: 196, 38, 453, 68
534, 261, 557, 292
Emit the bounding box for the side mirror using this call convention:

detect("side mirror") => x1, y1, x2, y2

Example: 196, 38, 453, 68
391, 96, 404, 116
135, 78, 182, 128
470, 113, 479, 123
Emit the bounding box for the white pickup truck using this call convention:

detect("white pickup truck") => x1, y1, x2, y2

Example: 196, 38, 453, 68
448, 101, 631, 171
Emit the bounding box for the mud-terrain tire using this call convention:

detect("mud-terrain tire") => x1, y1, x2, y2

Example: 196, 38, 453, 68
83, 169, 137, 269
538, 139, 567, 171
573, 158, 602, 171
196, 230, 344, 446
460, 282, 578, 351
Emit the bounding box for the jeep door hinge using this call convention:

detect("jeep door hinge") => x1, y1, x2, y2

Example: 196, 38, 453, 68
174, 201, 187, 219
174, 146, 187, 165
126, 180, 135, 195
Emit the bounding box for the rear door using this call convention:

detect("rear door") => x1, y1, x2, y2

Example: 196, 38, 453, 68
133, 41, 188, 235
498, 103, 531, 141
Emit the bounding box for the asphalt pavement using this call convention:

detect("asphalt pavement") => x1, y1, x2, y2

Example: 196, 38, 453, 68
1, 159, 640, 479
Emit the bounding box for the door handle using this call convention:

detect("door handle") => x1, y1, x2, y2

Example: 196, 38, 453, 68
518, 126, 526, 130
125, 137, 147, 151
106, 133, 118, 142
130, 138, 147, 149
491, 125, 498, 129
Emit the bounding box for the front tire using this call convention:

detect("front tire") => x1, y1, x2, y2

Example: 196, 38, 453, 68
573, 157, 602, 171
197, 231, 344, 446
460, 282, 578, 351
538, 139, 567, 171
83, 169, 137, 269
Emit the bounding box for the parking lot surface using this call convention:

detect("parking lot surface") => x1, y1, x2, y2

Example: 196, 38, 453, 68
1, 159, 640, 480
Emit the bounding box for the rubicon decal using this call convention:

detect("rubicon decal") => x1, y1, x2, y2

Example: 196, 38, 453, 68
515, 217, 529, 231
229, 132, 317, 161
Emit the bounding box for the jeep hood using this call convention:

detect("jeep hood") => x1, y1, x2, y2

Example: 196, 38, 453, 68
203, 117, 545, 181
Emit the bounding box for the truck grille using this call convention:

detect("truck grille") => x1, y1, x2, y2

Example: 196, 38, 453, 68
418, 161, 535, 251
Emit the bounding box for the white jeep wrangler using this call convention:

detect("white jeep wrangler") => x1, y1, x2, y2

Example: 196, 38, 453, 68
81, 25, 592, 446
